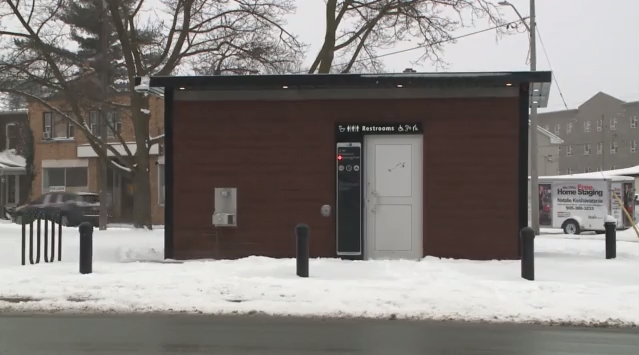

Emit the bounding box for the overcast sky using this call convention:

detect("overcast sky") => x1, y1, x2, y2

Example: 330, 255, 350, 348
2, 0, 637, 112
289, 0, 639, 112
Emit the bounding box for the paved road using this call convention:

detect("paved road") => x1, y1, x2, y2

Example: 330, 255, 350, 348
0, 314, 636, 355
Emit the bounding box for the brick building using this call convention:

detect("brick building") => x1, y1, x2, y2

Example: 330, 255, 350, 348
27, 94, 165, 225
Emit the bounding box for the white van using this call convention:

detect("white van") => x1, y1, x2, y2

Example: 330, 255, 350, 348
529, 176, 636, 234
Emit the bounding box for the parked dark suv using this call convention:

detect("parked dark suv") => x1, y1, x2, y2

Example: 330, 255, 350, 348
12, 192, 109, 227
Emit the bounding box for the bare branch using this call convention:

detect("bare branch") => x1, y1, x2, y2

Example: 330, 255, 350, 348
312, 0, 506, 73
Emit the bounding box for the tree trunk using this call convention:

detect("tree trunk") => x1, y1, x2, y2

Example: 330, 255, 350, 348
130, 93, 153, 229
317, 0, 338, 73
132, 161, 152, 229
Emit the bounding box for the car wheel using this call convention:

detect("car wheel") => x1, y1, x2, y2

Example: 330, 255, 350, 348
15, 215, 22, 225
60, 215, 69, 227
563, 220, 581, 235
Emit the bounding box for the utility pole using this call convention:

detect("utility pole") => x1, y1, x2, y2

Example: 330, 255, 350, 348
528, 0, 539, 235
499, 0, 539, 234
98, 0, 109, 230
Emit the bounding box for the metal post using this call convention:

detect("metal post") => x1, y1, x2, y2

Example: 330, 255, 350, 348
0, 175, 5, 219
79, 222, 94, 274
21, 220, 26, 265
98, 0, 109, 230
529, 0, 540, 235
295, 223, 310, 278
520, 227, 535, 281
604, 219, 617, 259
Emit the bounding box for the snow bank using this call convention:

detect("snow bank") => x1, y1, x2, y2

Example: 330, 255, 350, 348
0, 222, 637, 327
0, 221, 163, 266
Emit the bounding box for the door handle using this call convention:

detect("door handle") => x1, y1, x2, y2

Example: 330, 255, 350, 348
371, 190, 379, 213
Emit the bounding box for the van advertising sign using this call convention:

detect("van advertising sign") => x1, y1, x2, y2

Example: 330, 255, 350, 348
610, 183, 623, 226
553, 181, 607, 222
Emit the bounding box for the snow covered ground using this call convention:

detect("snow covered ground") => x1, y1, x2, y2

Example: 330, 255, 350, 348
0, 220, 637, 326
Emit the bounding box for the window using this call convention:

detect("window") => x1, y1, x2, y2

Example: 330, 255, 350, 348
566, 122, 573, 134
5, 175, 17, 205
610, 142, 618, 154
584, 144, 591, 155
631, 116, 638, 128
596, 119, 603, 132
583, 121, 591, 132
631, 140, 637, 153
597, 142, 603, 155
78, 194, 99, 203
88, 110, 121, 138
566, 145, 572, 156
46, 193, 61, 203
43, 112, 74, 140
42, 167, 88, 193
5, 123, 18, 150
106, 111, 121, 138
554, 124, 560, 135
66, 111, 75, 138
610, 118, 617, 130
61, 193, 76, 203
158, 162, 165, 206
89, 111, 99, 136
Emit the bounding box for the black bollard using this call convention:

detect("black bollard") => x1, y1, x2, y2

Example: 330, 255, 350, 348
21, 221, 26, 266
520, 227, 535, 281
78, 222, 94, 274
295, 223, 310, 278
604, 219, 617, 260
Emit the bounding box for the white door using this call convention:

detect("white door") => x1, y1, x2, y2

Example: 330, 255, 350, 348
364, 135, 423, 260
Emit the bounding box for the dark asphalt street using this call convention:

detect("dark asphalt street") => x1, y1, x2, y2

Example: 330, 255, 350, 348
0, 314, 636, 355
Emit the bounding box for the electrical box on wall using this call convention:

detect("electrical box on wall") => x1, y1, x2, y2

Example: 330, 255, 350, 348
212, 188, 237, 227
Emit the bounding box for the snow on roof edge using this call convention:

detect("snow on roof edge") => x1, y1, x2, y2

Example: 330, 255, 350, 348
530, 120, 564, 144
0, 149, 26, 169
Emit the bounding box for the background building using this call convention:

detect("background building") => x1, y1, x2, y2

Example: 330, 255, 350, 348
537, 92, 638, 174
27, 96, 165, 225
0, 110, 31, 214
533, 125, 563, 176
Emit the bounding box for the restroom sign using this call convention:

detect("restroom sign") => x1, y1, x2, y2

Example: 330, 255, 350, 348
336, 123, 422, 137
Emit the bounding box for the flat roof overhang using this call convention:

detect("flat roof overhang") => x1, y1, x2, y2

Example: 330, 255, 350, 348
136, 71, 552, 108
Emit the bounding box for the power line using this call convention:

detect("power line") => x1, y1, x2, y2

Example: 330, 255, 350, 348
297, 19, 527, 74
535, 26, 569, 110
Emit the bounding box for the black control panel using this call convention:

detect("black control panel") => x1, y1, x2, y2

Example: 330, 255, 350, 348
336, 144, 362, 256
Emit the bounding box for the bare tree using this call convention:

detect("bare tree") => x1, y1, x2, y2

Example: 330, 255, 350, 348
309, 0, 505, 74
0, 0, 305, 228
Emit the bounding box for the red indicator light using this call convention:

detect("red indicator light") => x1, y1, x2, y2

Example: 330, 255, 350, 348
337, 155, 342, 160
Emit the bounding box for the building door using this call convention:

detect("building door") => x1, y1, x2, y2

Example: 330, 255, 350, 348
3, 174, 19, 206
364, 135, 423, 260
